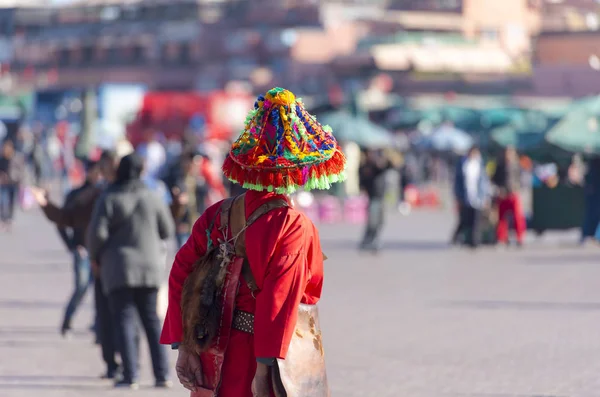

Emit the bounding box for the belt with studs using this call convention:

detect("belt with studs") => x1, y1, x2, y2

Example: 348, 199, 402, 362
232, 310, 254, 334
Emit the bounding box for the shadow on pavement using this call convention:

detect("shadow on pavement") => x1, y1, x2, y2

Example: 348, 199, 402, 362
439, 300, 600, 312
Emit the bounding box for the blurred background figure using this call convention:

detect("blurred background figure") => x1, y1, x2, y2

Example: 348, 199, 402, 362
0, 139, 25, 231
398, 151, 419, 215
342, 140, 361, 197
162, 150, 199, 248
30, 149, 126, 379
581, 157, 600, 245
452, 146, 490, 249
359, 148, 395, 252
136, 128, 166, 184
492, 146, 526, 247
87, 153, 174, 389
29, 133, 45, 186
56, 159, 102, 338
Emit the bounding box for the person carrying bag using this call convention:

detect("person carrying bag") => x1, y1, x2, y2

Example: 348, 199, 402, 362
160, 88, 345, 397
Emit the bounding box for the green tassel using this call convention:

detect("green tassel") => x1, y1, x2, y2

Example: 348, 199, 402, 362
228, 170, 346, 194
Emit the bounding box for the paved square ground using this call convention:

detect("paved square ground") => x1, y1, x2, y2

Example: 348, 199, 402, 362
1, 208, 599, 397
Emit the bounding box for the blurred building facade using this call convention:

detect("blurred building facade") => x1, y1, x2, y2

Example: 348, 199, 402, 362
532, 30, 600, 97
541, 0, 600, 32
2, 0, 599, 98
6, 0, 331, 92
381, 0, 541, 55
530, 0, 600, 97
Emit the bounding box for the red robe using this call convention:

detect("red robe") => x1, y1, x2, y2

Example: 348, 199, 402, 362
160, 190, 324, 397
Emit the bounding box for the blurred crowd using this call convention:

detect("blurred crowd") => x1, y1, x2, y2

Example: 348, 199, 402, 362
0, 126, 236, 388
2, 118, 600, 387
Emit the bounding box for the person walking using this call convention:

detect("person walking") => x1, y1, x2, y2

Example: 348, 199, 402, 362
30, 134, 44, 186
56, 160, 101, 336
0, 139, 25, 231
30, 149, 133, 380
492, 146, 526, 246
359, 148, 394, 252
87, 153, 174, 389
452, 146, 491, 248
161, 88, 342, 397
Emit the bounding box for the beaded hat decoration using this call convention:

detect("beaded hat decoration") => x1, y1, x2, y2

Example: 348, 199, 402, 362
222, 87, 346, 193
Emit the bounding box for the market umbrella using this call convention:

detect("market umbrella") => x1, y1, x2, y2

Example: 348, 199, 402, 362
480, 107, 524, 130
318, 111, 393, 148
420, 106, 481, 132
416, 124, 473, 153
545, 96, 600, 154
490, 111, 555, 152
385, 106, 423, 130
491, 125, 546, 151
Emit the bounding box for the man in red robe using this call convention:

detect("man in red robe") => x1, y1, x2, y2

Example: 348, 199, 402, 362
160, 88, 346, 396
161, 190, 324, 396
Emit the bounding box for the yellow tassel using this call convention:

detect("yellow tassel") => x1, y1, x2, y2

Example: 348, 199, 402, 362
266, 89, 296, 106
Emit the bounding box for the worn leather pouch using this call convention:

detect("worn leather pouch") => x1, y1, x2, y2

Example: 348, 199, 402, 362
270, 304, 330, 397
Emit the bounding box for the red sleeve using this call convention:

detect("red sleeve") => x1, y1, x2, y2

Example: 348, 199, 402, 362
253, 215, 308, 359
160, 203, 219, 344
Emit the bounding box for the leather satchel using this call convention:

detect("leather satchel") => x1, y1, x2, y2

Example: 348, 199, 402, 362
229, 195, 330, 397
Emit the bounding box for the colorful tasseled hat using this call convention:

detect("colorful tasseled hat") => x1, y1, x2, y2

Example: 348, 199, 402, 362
222, 87, 346, 194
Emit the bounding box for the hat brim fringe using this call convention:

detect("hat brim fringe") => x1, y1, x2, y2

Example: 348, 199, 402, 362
223, 149, 347, 194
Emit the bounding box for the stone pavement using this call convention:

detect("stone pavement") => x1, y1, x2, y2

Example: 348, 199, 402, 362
2, 206, 600, 397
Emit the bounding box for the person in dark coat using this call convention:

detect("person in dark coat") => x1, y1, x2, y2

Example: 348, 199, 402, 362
87, 153, 175, 389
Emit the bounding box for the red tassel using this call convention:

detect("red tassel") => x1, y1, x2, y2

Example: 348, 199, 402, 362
223, 149, 346, 191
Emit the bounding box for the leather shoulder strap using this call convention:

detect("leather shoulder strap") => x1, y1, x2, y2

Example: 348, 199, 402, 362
219, 197, 235, 231
230, 194, 246, 256
229, 196, 289, 293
